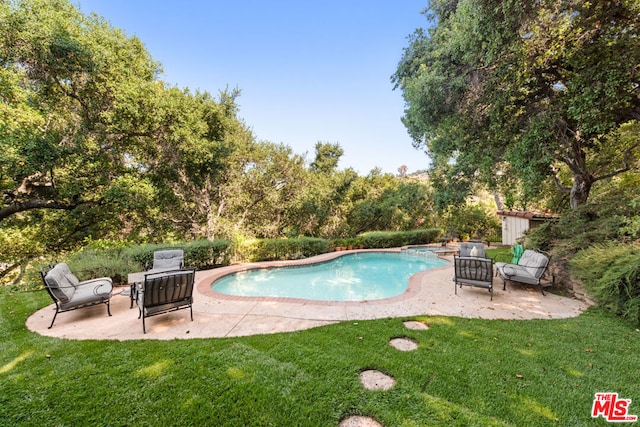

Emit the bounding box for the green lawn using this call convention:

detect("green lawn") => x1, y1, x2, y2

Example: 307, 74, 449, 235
1, 285, 639, 426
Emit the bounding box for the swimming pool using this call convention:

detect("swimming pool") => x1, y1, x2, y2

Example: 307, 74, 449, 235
211, 252, 447, 301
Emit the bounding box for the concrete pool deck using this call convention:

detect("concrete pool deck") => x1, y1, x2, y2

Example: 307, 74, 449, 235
26, 249, 592, 341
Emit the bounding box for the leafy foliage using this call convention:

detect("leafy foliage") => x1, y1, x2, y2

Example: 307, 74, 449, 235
65, 250, 144, 285
237, 237, 330, 262
358, 228, 442, 249
570, 243, 640, 322
120, 240, 232, 270
394, 0, 640, 209
0, 0, 446, 277
525, 184, 639, 255
441, 202, 501, 241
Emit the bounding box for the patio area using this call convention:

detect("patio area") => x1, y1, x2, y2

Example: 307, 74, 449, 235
26, 251, 592, 341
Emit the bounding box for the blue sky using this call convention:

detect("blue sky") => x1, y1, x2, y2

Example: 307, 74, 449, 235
75, 1, 430, 175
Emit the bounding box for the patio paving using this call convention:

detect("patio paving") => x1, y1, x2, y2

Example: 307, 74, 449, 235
26, 250, 592, 341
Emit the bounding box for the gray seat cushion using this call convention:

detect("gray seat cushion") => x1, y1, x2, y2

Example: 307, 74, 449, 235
152, 249, 184, 270
497, 250, 549, 285
459, 242, 485, 258
44, 263, 79, 303
517, 250, 549, 279
59, 278, 112, 310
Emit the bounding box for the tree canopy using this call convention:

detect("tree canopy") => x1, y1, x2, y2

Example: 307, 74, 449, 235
0, 0, 447, 276
393, 0, 640, 209
0, 0, 249, 258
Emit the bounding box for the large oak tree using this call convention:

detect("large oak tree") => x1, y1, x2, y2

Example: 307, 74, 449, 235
0, 0, 162, 222
394, 0, 640, 209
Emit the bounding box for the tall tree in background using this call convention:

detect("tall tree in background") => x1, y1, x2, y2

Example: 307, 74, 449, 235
294, 142, 358, 237
0, 0, 160, 223
394, 0, 640, 209
0, 0, 247, 271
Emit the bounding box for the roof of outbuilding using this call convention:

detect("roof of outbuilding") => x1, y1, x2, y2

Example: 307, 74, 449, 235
496, 210, 560, 220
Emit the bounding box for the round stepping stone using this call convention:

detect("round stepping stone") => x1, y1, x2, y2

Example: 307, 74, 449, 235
359, 369, 396, 391
403, 320, 429, 330
389, 337, 418, 351
339, 415, 384, 427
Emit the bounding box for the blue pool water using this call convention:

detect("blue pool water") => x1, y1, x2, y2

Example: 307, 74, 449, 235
211, 252, 447, 301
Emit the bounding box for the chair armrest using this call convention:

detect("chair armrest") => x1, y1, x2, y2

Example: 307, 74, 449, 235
79, 277, 113, 285
78, 278, 113, 296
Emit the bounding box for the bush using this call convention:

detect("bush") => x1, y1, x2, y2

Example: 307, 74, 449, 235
121, 240, 232, 270
359, 228, 442, 249
443, 204, 501, 240
67, 250, 143, 285
570, 243, 640, 322
185, 239, 232, 268
238, 237, 330, 262
526, 191, 638, 255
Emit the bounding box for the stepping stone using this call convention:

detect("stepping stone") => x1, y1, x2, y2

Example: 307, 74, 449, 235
389, 337, 418, 351
403, 320, 429, 330
339, 415, 384, 427
359, 369, 396, 391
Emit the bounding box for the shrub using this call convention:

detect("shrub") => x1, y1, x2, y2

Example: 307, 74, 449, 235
443, 204, 501, 240
67, 250, 143, 285
570, 243, 640, 322
120, 244, 161, 268
525, 204, 630, 255
359, 228, 442, 249
185, 239, 232, 268
121, 240, 232, 270
238, 237, 330, 262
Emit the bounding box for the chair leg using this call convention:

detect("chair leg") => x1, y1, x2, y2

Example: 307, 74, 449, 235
48, 308, 59, 329
189, 305, 193, 321
106, 301, 112, 317
142, 315, 146, 334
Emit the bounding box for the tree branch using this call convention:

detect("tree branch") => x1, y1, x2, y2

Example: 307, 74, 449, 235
0, 199, 77, 222
592, 145, 639, 183
550, 165, 571, 193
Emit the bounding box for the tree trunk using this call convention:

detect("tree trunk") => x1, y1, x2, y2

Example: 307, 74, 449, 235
493, 190, 505, 210
570, 172, 593, 209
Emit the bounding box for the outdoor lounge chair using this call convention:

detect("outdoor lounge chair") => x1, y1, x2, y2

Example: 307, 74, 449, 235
128, 249, 186, 309
496, 249, 550, 295
151, 249, 184, 270
453, 256, 494, 300
40, 262, 113, 329
136, 268, 195, 333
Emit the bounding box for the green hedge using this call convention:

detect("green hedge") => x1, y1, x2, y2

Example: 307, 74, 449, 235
121, 240, 232, 270
238, 237, 330, 262
358, 228, 442, 249
185, 239, 233, 268
570, 242, 640, 322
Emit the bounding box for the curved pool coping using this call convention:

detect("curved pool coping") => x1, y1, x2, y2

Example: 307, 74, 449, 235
198, 248, 447, 306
